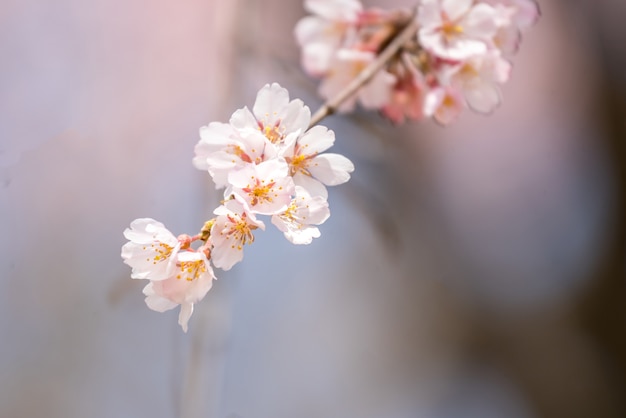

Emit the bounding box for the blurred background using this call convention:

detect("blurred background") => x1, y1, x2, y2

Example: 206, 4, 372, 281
1, 0, 625, 417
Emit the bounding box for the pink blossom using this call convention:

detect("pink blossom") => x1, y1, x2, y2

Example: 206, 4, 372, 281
142, 250, 215, 332
210, 198, 265, 271
417, 0, 498, 61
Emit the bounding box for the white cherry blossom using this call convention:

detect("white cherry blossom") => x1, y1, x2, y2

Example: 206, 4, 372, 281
228, 159, 295, 215
249, 83, 311, 149
121, 218, 181, 281
193, 83, 310, 188
193, 122, 269, 189
142, 250, 215, 332
282, 125, 354, 199
271, 186, 331, 244
210, 198, 265, 271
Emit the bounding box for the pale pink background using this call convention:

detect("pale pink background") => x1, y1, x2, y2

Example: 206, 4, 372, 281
1, 1, 624, 417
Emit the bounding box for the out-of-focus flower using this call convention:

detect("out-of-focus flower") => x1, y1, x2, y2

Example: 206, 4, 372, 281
210, 198, 266, 271
319, 49, 396, 112
295, 0, 537, 124
272, 186, 331, 244
382, 54, 427, 123
295, 0, 363, 75
417, 0, 498, 61
142, 250, 215, 332
121, 218, 181, 281
446, 51, 512, 113
424, 86, 465, 125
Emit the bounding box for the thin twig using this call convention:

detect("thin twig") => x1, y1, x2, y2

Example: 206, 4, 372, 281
308, 8, 419, 128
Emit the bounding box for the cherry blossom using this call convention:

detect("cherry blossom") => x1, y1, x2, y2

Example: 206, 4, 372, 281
193, 123, 268, 189
228, 159, 295, 215
295, 0, 363, 76
282, 125, 354, 198
424, 86, 465, 125
271, 186, 331, 244
446, 51, 512, 113
417, 0, 499, 61
319, 49, 396, 113
210, 198, 266, 271
142, 250, 215, 332
382, 54, 427, 123
121, 218, 181, 281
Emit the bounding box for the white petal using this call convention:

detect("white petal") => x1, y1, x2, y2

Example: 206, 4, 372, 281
463, 3, 498, 39
305, 0, 362, 20
443, 0, 473, 21
465, 82, 501, 114
294, 172, 328, 198
279, 99, 311, 136
417, 0, 442, 28
229, 107, 258, 130
252, 83, 290, 122
308, 153, 354, 186
298, 125, 335, 155
178, 303, 193, 333
143, 283, 178, 312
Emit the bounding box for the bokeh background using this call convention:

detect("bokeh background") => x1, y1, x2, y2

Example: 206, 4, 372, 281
1, 0, 625, 417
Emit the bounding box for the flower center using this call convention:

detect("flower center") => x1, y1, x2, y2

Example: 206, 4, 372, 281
242, 178, 277, 206
224, 214, 257, 250
258, 118, 285, 144
176, 259, 207, 281
441, 20, 464, 41
146, 242, 174, 264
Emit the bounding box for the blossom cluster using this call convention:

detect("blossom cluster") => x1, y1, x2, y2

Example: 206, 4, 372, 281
122, 84, 354, 331
295, 0, 540, 124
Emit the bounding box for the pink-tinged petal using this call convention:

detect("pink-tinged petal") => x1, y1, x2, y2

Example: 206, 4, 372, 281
204, 151, 244, 188
417, 0, 443, 28
358, 69, 396, 109
493, 56, 512, 84
279, 99, 311, 135
294, 16, 327, 45
193, 122, 236, 170
270, 186, 330, 244
439, 37, 488, 60
443, 0, 473, 22
229, 107, 258, 131
210, 246, 243, 271
308, 153, 354, 186
252, 83, 290, 122
463, 3, 498, 40
178, 303, 193, 333
305, 0, 362, 21
301, 42, 337, 76
294, 172, 328, 198
298, 125, 335, 155
424, 87, 465, 125
143, 283, 178, 312
210, 199, 265, 271
494, 26, 521, 55
465, 82, 501, 114
228, 159, 294, 215
514, 0, 540, 28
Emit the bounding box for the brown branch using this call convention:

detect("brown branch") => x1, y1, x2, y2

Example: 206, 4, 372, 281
308, 9, 419, 128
